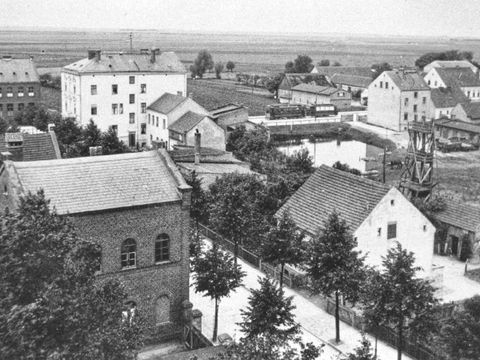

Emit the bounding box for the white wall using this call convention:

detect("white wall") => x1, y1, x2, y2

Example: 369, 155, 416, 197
354, 188, 435, 274
185, 117, 226, 151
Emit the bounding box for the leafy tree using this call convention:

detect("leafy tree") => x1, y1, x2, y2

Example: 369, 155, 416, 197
192, 243, 245, 341
332, 161, 362, 176
185, 170, 207, 230
347, 336, 376, 360
14, 104, 55, 131
101, 127, 130, 155
438, 295, 480, 360
304, 211, 366, 343
191, 50, 214, 78
286, 148, 313, 175
369, 243, 438, 360
333, 61, 342, 66
319, 59, 330, 66
371, 62, 392, 79
215, 62, 224, 79
415, 50, 474, 70
261, 210, 304, 287
285, 60, 295, 73
0, 191, 144, 359
226, 61, 235, 72
264, 73, 284, 97
286, 55, 314, 73
0, 117, 11, 133
53, 116, 83, 155
239, 277, 300, 341
81, 119, 103, 154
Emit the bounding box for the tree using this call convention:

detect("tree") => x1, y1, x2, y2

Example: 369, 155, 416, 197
239, 277, 300, 341
53, 116, 83, 155
0, 117, 10, 133
0, 191, 144, 359
191, 243, 245, 341
438, 295, 480, 360
371, 62, 392, 79
261, 210, 304, 287
185, 170, 207, 230
285, 55, 314, 73
285, 148, 313, 175
347, 336, 376, 360
14, 104, 54, 131
191, 50, 214, 78
319, 59, 330, 66
226, 61, 235, 72
369, 243, 438, 360
101, 127, 130, 155
304, 211, 366, 343
333, 61, 342, 66
264, 73, 284, 97
81, 119, 103, 154
215, 62, 224, 79
332, 161, 362, 176
285, 60, 295, 73
415, 50, 474, 70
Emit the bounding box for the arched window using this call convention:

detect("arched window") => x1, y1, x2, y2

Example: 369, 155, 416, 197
121, 238, 137, 268
155, 295, 170, 325
155, 234, 170, 263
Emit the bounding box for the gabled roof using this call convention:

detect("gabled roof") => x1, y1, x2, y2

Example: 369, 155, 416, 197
277, 165, 390, 234
169, 111, 212, 133
291, 83, 341, 96
433, 202, 480, 233
430, 87, 468, 109
279, 73, 332, 91
0, 132, 61, 161
427, 60, 477, 71
6, 150, 186, 215
331, 73, 373, 88
385, 70, 430, 91
63, 52, 186, 74
457, 102, 480, 120
435, 68, 480, 88
0, 58, 40, 83
313, 66, 373, 78
147, 93, 188, 114
435, 119, 480, 133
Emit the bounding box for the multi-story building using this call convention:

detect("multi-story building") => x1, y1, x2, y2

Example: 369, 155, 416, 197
61, 49, 187, 147
424, 67, 480, 102
367, 70, 431, 131
0, 56, 41, 121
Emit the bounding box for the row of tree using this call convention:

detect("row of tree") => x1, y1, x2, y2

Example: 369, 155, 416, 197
190, 50, 235, 79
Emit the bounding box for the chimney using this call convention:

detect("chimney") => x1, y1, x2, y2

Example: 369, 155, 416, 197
194, 129, 201, 165
47, 123, 55, 132
140, 48, 149, 55
87, 49, 101, 61
89, 146, 102, 156
150, 48, 160, 63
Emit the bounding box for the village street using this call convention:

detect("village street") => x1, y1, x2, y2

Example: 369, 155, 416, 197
190, 239, 413, 360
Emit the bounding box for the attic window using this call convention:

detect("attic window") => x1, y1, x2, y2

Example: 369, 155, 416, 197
25, 72, 28, 75
377, 227, 381, 236
423, 224, 427, 232
12, 72, 16, 75
390, 200, 395, 206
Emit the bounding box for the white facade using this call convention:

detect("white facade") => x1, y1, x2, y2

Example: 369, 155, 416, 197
62, 69, 186, 147
354, 187, 435, 274
424, 68, 480, 101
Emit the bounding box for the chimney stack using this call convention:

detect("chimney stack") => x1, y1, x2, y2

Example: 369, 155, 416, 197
47, 123, 55, 132
194, 129, 201, 165
87, 50, 101, 61
150, 48, 160, 63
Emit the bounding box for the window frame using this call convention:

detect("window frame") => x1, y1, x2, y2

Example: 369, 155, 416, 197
91, 84, 97, 95
155, 234, 170, 263
112, 84, 118, 95
120, 238, 137, 269
129, 76, 135, 84
387, 222, 397, 240
129, 94, 135, 104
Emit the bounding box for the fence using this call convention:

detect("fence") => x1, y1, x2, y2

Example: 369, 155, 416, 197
183, 324, 212, 350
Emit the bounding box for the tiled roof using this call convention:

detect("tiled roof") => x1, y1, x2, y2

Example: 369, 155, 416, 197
210, 104, 247, 116
433, 201, 480, 233
385, 70, 430, 91
277, 165, 390, 235
0, 132, 61, 161
291, 83, 340, 95
0, 58, 40, 83
427, 60, 476, 71
313, 66, 373, 78
279, 73, 332, 90
459, 102, 480, 120
147, 93, 187, 114
331, 73, 372, 88
435, 68, 480, 88
430, 87, 468, 108
8, 150, 184, 215
435, 119, 480, 133
169, 111, 210, 133
63, 52, 186, 74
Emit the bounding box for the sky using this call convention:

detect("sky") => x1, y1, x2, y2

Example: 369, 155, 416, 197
2, 0, 480, 38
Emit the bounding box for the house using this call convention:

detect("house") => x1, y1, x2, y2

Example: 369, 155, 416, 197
451, 102, 480, 122
290, 83, 352, 110
430, 87, 468, 119
367, 70, 431, 131
330, 73, 373, 94
432, 202, 480, 262
423, 60, 478, 75
0, 131, 61, 161
0, 150, 192, 340
278, 73, 332, 103
424, 67, 480, 101
210, 104, 249, 132
276, 165, 435, 272
61, 49, 187, 147
434, 118, 480, 145
0, 56, 41, 120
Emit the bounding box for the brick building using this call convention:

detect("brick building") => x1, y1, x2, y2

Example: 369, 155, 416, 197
0, 131, 61, 161
0, 56, 41, 121
0, 150, 192, 340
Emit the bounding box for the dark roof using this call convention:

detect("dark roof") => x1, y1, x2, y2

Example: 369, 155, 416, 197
331, 73, 372, 88
313, 66, 373, 78
430, 87, 468, 108
169, 111, 211, 133
427, 60, 476, 70
433, 202, 480, 233
7, 150, 187, 215
435, 119, 480, 133
279, 73, 332, 91
385, 70, 430, 91
459, 102, 480, 120
210, 103, 247, 116
435, 68, 480, 88
0, 132, 61, 161
0, 58, 40, 83
63, 52, 186, 74
291, 83, 341, 95
147, 93, 187, 114
277, 165, 390, 234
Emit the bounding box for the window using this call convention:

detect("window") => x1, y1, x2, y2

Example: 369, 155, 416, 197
387, 223, 397, 240
423, 224, 427, 232
112, 84, 118, 95
112, 103, 118, 115
119, 103, 124, 114
413, 104, 417, 112
91, 85, 97, 95
7, 87, 13, 97
73, 85, 76, 94
18, 103, 24, 111
128, 132, 136, 147
129, 112, 135, 124
141, 123, 146, 134
422, 97, 426, 104
0, 104, 2, 112
18, 86, 24, 97
468, 91, 471, 98
28, 102, 34, 107
414, 114, 418, 121
120, 238, 137, 268
404, 97, 409, 106
129, 76, 135, 84
390, 199, 395, 206
385, 82, 389, 89
111, 125, 118, 134
155, 296, 170, 325
404, 113, 408, 121
428, 80, 431, 85
377, 227, 381, 237
0, 87, 2, 97
163, 119, 166, 129
148, 113, 151, 124
177, 91, 183, 96
140, 84, 146, 93
380, 81, 383, 88
421, 115, 426, 121
156, 117, 159, 127
141, 102, 146, 113
434, 81, 437, 87
414, 91, 418, 99
129, 94, 135, 104
91, 104, 97, 115
155, 234, 170, 262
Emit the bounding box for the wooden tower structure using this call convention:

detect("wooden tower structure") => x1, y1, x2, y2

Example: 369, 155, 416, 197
398, 121, 434, 200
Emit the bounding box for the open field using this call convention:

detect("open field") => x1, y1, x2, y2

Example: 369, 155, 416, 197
3, 29, 480, 73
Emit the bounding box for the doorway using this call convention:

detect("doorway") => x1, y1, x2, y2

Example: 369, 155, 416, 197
450, 235, 459, 257
128, 132, 136, 147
